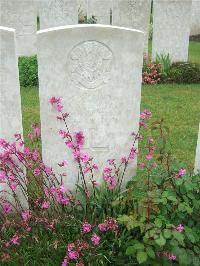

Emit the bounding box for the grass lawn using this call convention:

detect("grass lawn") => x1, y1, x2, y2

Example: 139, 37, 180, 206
20, 84, 200, 170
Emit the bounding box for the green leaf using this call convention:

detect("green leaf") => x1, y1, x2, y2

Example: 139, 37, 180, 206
146, 247, 155, 259
163, 229, 172, 239
126, 246, 135, 255
173, 231, 184, 245
137, 251, 147, 264
155, 234, 166, 246
133, 243, 144, 250
154, 218, 162, 228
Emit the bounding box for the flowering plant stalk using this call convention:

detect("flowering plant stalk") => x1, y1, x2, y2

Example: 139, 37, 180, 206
0, 97, 199, 265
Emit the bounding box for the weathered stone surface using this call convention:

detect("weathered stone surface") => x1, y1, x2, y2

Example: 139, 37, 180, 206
195, 124, 200, 173
0, 0, 37, 56
190, 0, 200, 36
37, 25, 144, 189
112, 0, 151, 51
0, 26, 27, 206
87, 0, 112, 24
152, 0, 192, 62
78, 0, 87, 18
39, 0, 78, 29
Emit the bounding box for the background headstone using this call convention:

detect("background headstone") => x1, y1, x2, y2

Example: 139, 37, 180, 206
194, 124, 200, 173
37, 25, 144, 189
112, 0, 151, 51
0, 26, 27, 206
87, 0, 112, 24
78, 0, 87, 22
190, 0, 200, 36
0, 0, 37, 56
152, 0, 192, 62
39, 0, 78, 30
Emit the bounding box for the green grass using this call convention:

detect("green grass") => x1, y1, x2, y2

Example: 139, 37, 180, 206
20, 84, 200, 170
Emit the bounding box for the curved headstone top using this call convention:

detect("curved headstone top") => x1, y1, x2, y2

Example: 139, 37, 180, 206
0, 26, 15, 32
194, 124, 200, 174
37, 23, 144, 34
0, 0, 37, 56
37, 24, 144, 189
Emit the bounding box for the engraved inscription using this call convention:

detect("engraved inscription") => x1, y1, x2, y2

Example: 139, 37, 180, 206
69, 41, 113, 90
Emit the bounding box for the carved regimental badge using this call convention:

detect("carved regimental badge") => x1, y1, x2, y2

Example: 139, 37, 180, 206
69, 41, 113, 90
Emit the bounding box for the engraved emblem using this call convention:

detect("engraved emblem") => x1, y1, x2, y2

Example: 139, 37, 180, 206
69, 41, 113, 90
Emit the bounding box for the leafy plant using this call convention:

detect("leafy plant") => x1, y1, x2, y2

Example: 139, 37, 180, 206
18, 55, 38, 87
156, 53, 172, 79
0, 99, 199, 265
168, 62, 200, 84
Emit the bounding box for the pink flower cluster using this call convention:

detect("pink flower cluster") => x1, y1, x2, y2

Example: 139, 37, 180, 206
176, 224, 184, 232
98, 217, 119, 233
157, 251, 176, 261
28, 123, 41, 141
62, 240, 89, 266
142, 58, 161, 85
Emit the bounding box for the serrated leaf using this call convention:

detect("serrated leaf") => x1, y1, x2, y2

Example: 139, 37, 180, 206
173, 231, 184, 245
154, 218, 162, 228
126, 246, 135, 256
133, 243, 144, 250
137, 251, 147, 264
163, 229, 172, 239
155, 234, 166, 246
146, 247, 155, 259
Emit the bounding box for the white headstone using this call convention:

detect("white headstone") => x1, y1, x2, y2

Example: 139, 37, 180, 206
37, 25, 144, 189
0, 26, 27, 207
112, 0, 151, 51
190, 0, 200, 36
78, 0, 87, 18
39, 0, 78, 30
87, 0, 112, 24
194, 124, 200, 173
0, 0, 37, 56
152, 0, 192, 62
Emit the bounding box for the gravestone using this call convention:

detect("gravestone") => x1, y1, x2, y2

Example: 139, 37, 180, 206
37, 25, 144, 189
194, 124, 200, 173
152, 0, 192, 62
78, 0, 87, 22
190, 0, 200, 36
0, 26, 27, 207
87, 0, 112, 24
0, 0, 37, 56
112, 0, 151, 51
39, 0, 78, 29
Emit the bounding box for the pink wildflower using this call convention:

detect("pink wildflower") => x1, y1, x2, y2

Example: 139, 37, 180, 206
82, 223, 92, 233
91, 233, 101, 246
62, 258, 69, 266
0, 171, 7, 181
98, 223, 108, 232
176, 224, 184, 232
10, 235, 20, 245
178, 168, 186, 177
74, 131, 85, 147
146, 154, 152, 161
2, 203, 12, 214
41, 201, 49, 209
21, 210, 31, 222
49, 96, 61, 105
168, 254, 176, 261
68, 250, 79, 260
33, 168, 41, 176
